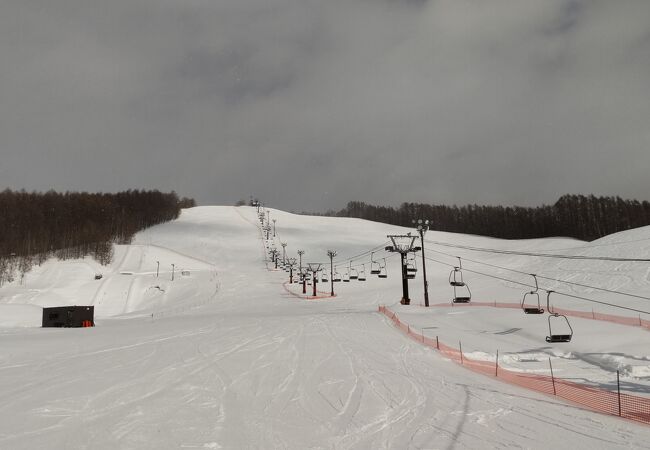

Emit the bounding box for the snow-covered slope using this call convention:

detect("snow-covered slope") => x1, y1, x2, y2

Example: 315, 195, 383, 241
0, 206, 649, 449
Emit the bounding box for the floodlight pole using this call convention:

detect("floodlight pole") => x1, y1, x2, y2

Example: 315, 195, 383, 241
171, 263, 175, 281
327, 250, 337, 296
272, 219, 277, 237
156, 260, 159, 278
301, 268, 307, 294
414, 219, 430, 307
281, 242, 287, 264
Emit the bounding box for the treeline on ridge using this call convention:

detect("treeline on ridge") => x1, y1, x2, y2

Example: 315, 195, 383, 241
0, 189, 195, 286
331, 194, 650, 242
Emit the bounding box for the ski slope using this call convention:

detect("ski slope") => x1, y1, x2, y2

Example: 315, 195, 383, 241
1, 205, 649, 449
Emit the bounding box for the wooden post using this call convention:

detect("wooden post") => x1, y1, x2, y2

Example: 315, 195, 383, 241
459, 341, 463, 364
436, 336, 439, 350
495, 350, 499, 377
549, 358, 556, 395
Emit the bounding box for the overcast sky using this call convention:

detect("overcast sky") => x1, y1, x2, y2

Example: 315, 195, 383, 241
1, 0, 649, 211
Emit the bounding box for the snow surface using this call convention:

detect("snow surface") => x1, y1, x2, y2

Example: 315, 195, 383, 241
1, 205, 649, 449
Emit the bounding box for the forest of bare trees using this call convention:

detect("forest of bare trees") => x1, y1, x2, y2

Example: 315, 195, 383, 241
0, 189, 194, 286
332, 194, 650, 242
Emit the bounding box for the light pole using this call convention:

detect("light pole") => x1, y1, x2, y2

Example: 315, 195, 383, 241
156, 260, 159, 278
327, 250, 337, 296
171, 263, 175, 281
281, 242, 287, 264
413, 219, 431, 307
272, 219, 277, 237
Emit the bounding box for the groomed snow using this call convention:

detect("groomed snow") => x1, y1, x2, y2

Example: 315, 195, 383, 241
1, 205, 649, 449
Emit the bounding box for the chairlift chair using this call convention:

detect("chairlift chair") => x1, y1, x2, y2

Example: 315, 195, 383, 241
321, 271, 329, 283
545, 291, 573, 343
406, 254, 417, 273
343, 270, 350, 282
521, 274, 544, 314
452, 283, 471, 303
370, 253, 381, 275
378, 259, 388, 279
333, 268, 342, 282
349, 267, 359, 280
358, 264, 367, 281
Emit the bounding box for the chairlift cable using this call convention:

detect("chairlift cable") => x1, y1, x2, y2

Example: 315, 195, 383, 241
424, 239, 650, 262
423, 255, 650, 315
425, 246, 650, 303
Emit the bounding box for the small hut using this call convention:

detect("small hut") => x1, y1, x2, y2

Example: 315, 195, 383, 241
42, 306, 94, 328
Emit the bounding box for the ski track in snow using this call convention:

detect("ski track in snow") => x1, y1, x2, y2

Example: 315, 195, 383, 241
0, 206, 649, 449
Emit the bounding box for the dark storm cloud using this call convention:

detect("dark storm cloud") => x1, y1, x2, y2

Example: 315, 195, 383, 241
1, 0, 649, 211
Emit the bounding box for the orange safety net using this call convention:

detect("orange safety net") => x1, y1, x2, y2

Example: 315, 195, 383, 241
378, 305, 650, 426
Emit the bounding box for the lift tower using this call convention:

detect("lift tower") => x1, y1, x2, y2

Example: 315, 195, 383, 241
386, 234, 421, 305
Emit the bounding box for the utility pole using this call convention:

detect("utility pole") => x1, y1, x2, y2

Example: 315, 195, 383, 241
413, 219, 431, 307
307, 263, 322, 297
327, 250, 337, 296
272, 219, 277, 237
287, 258, 297, 283
281, 242, 287, 264
386, 234, 421, 305
297, 250, 305, 272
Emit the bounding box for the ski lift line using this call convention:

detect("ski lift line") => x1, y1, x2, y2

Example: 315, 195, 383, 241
423, 239, 650, 262
424, 255, 650, 315
424, 246, 650, 303
336, 251, 401, 270
332, 241, 392, 265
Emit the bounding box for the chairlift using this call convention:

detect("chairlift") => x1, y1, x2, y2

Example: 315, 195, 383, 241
406, 254, 417, 273
333, 268, 342, 282
321, 271, 329, 283
370, 252, 381, 275
451, 262, 471, 303
545, 291, 573, 343
349, 267, 359, 280
343, 270, 350, 282
358, 264, 367, 281
378, 259, 388, 279
521, 274, 544, 314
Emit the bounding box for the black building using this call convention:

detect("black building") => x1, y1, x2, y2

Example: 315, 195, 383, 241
42, 306, 94, 328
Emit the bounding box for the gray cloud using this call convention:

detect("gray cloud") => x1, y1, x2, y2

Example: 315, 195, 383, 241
1, 0, 649, 211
